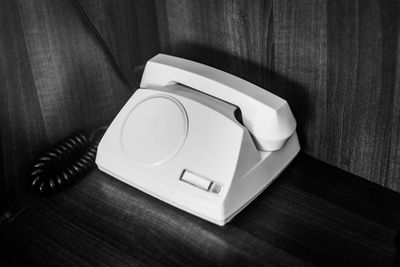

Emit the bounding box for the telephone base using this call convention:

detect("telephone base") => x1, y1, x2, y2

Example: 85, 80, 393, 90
95, 54, 300, 226
215, 132, 300, 225
97, 132, 299, 226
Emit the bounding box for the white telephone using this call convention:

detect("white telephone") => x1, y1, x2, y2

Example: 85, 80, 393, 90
96, 54, 300, 226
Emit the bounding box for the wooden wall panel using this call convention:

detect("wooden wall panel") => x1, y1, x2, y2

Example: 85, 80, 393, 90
0, 0, 159, 208
326, 0, 400, 190
2, 0, 399, 207
158, 0, 400, 192
163, 0, 275, 89
77, 0, 160, 87
273, 0, 327, 158
389, 40, 400, 191
0, 0, 50, 209
16, 0, 131, 143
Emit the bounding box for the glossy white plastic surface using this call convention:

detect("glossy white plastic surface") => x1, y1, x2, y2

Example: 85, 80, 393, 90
121, 96, 188, 166
141, 54, 297, 151
180, 170, 212, 191
96, 54, 300, 226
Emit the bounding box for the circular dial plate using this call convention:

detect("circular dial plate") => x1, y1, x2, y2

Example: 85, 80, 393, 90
121, 95, 188, 166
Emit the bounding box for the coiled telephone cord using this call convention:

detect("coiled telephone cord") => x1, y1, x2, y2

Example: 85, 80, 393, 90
30, 128, 106, 195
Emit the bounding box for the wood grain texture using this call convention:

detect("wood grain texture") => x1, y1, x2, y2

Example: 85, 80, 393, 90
1, 154, 399, 266
77, 0, 160, 87
273, 0, 327, 156
326, 0, 400, 191
163, 0, 275, 89
16, 0, 130, 141
157, 0, 400, 192
0, 0, 50, 209
0, 0, 160, 208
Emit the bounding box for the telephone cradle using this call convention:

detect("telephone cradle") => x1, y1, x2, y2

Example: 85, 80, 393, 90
96, 54, 300, 226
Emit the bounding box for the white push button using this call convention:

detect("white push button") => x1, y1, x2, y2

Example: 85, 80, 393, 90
181, 170, 212, 191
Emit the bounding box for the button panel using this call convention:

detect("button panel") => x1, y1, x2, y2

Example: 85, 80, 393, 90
180, 170, 212, 191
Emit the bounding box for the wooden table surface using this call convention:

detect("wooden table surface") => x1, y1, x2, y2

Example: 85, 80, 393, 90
1, 154, 400, 266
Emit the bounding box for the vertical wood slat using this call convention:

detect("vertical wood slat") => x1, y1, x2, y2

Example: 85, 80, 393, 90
158, 0, 400, 193
17, 0, 131, 143
165, 0, 275, 90
0, 0, 49, 209
326, 0, 399, 188
273, 0, 327, 158
0, 0, 160, 208
77, 0, 161, 87
389, 31, 400, 192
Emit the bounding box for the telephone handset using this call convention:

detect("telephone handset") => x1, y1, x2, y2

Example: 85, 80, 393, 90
96, 54, 300, 225
140, 55, 296, 152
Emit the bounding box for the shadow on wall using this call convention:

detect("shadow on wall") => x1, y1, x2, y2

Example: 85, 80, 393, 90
159, 43, 312, 150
